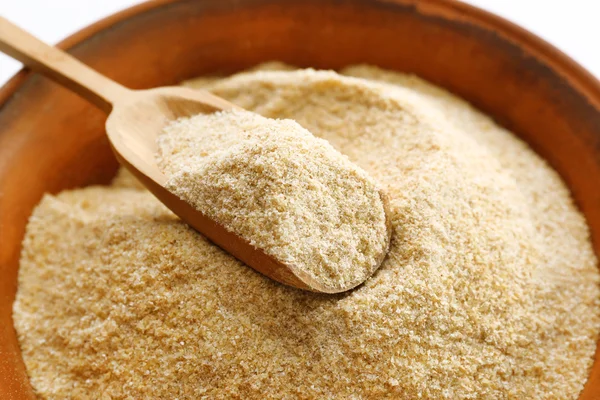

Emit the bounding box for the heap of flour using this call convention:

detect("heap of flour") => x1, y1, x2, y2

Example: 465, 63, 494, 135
13, 64, 600, 399
156, 110, 389, 291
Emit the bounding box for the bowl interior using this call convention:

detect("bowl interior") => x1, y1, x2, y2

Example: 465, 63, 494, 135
1, 0, 599, 398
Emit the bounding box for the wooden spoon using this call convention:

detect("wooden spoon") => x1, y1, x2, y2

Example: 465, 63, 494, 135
0, 17, 391, 293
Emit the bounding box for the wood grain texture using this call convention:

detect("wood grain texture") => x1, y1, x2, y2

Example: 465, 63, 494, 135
0, 0, 599, 398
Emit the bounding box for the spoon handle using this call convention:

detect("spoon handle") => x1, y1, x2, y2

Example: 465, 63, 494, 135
0, 17, 129, 112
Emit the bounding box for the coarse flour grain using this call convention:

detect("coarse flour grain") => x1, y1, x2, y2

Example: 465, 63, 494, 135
13, 64, 600, 399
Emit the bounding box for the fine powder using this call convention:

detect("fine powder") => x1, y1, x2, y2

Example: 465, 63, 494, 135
13, 65, 600, 399
156, 110, 389, 291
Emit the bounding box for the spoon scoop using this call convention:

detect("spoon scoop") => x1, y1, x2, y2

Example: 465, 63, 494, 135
0, 17, 391, 293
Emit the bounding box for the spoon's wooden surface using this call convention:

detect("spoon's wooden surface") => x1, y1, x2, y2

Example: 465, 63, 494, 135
0, 17, 390, 294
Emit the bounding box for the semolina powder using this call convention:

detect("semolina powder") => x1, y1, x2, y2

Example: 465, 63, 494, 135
13, 64, 600, 399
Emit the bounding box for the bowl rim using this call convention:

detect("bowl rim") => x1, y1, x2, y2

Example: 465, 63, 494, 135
0, 0, 599, 110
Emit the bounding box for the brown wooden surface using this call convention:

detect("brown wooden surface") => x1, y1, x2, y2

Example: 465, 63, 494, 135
0, 0, 599, 398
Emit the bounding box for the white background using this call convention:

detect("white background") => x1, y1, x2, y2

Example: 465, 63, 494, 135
1, 0, 600, 84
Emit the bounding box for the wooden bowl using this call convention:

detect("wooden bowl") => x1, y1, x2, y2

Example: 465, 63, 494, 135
1, 0, 599, 398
